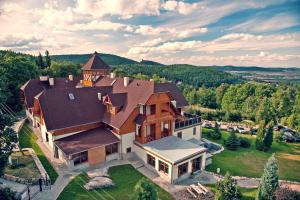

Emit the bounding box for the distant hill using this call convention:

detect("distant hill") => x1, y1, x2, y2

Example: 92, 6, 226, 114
140, 59, 164, 66
51, 53, 138, 65
213, 65, 300, 72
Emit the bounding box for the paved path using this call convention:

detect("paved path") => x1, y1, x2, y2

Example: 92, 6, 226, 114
181, 170, 300, 192
24, 125, 80, 200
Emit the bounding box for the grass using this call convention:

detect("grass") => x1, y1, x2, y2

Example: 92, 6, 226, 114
4, 151, 40, 180
206, 184, 257, 200
58, 164, 173, 200
19, 124, 58, 183
203, 128, 300, 182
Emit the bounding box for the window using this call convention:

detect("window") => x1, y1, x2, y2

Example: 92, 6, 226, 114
136, 125, 142, 137
150, 124, 156, 136
126, 147, 131, 153
150, 105, 156, 115
192, 157, 202, 172
177, 132, 182, 139
147, 154, 155, 167
72, 151, 88, 165
193, 127, 196, 135
159, 160, 169, 174
106, 143, 118, 155
45, 133, 49, 142
178, 162, 188, 177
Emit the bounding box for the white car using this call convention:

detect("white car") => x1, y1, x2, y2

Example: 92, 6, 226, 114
237, 127, 247, 134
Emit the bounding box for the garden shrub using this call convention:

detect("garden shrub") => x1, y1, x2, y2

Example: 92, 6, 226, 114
225, 132, 240, 151
239, 137, 251, 148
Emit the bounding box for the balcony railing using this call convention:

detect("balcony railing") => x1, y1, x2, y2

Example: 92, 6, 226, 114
175, 112, 201, 130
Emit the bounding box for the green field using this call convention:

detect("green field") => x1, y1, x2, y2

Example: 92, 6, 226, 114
19, 124, 59, 183
58, 165, 173, 200
203, 128, 300, 182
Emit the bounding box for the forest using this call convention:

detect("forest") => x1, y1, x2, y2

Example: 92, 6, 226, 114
185, 83, 300, 131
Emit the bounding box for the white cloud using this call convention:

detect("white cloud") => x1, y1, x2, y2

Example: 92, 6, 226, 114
75, 0, 161, 18
0, 34, 41, 47
230, 13, 300, 33
128, 32, 300, 55
162, 1, 199, 15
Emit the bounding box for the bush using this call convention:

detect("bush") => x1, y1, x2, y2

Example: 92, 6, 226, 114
215, 172, 242, 200
205, 129, 215, 138
239, 137, 251, 148
275, 186, 300, 200
225, 132, 240, 151
0, 187, 19, 200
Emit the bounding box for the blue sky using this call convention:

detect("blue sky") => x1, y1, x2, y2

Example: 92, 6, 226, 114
0, 0, 299, 67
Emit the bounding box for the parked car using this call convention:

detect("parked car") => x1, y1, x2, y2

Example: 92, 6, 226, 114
237, 127, 247, 134
203, 123, 213, 128
227, 127, 234, 132
251, 128, 257, 135
273, 125, 285, 131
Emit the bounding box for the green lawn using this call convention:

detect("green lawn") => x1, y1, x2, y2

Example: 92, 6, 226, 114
58, 165, 173, 200
4, 151, 41, 180
19, 124, 58, 183
203, 128, 300, 182
206, 184, 257, 200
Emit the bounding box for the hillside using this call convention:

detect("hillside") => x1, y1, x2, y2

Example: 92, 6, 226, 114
51, 53, 138, 65
112, 64, 243, 87
213, 66, 300, 82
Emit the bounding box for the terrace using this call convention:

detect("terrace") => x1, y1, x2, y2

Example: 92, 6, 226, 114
175, 112, 201, 131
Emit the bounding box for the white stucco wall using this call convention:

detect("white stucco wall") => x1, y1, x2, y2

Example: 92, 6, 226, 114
173, 151, 206, 183
119, 132, 135, 154
174, 124, 202, 141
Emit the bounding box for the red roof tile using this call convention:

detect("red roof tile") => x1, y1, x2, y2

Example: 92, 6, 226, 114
55, 127, 119, 155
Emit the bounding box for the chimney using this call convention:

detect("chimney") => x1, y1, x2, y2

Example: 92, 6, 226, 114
110, 72, 116, 79
39, 76, 49, 81
124, 77, 130, 87
68, 75, 73, 81
49, 78, 54, 86
97, 93, 102, 101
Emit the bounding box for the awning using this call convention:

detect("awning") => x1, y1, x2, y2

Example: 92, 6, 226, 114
55, 127, 119, 156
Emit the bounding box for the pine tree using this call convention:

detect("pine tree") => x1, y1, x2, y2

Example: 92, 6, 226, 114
264, 124, 273, 151
211, 121, 222, 140
135, 178, 157, 200
36, 52, 45, 69
225, 131, 240, 151
256, 154, 279, 200
216, 172, 242, 200
45, 50, 51, 68
256, 120, 266, 151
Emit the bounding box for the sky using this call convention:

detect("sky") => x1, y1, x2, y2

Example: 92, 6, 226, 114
0, 0, 300, 67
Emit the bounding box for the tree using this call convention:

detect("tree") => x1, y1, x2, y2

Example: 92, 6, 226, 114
264, 124, 273, 151
0, 187, 19, 200
134, 178, 157, 200
256, 121, 266, 151
43, 61, 81, 77
256, 154, 279, 200
256, 121, 273, 151
36, 52, 45, 69
0, 114, 17, 175
45, 50, 51, 68
225, 131, 240, 151
0, 51, 39, 110
211, 122, 221, 140
215, 172, 242, 200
